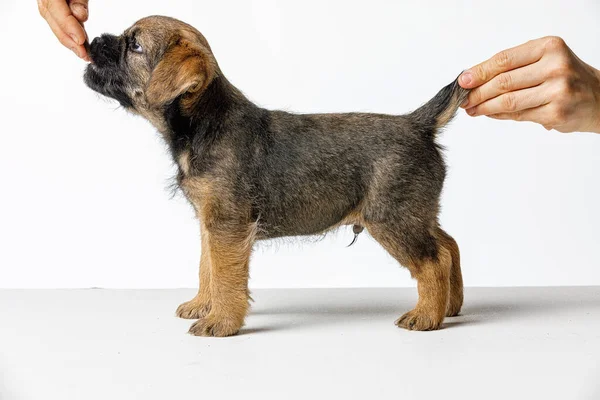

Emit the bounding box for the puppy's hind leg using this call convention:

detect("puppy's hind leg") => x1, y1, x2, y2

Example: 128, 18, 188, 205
436, 227, 463, 317
367, 222, 451, 331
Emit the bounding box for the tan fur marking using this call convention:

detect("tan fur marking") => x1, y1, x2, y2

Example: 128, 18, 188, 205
146, 39, 211, 107
177, 149, 192, 176
178, 177, 256, 336
392, 246, 451, 331
437, 228, 463, 317
366, 223, 453, 331
187, 221, 256, 337
176, 223, 212, 319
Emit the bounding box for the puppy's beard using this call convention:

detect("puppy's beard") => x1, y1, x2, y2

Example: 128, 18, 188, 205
84, 65, 134, 108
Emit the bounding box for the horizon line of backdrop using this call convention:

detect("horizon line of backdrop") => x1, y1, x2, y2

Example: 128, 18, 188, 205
1, 0, 599, 288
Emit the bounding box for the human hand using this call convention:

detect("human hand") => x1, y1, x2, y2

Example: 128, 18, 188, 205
459, 37, 600, 134
38, 0, 90, 61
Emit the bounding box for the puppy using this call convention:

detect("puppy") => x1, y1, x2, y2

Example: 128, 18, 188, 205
84, 16, 469, 337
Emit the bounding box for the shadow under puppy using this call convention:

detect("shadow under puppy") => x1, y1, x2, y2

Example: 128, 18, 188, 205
84, 16, 469, 337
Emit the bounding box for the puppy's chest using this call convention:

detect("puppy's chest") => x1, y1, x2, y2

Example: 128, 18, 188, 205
176, 150, 206, 205
175, 149, 230, 214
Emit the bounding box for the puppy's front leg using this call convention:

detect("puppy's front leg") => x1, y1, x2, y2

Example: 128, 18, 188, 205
176, 224, 212, 319
188, 224, 254, 337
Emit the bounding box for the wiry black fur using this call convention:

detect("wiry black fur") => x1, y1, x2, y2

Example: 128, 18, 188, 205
84, 34, 133, 108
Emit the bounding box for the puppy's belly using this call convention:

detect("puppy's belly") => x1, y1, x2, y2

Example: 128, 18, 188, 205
253, 166, 366, 239
257, 218, 347, 240
254, 199, 360, 240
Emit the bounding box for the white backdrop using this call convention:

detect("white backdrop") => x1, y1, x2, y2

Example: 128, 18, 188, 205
1, 0, 599, 288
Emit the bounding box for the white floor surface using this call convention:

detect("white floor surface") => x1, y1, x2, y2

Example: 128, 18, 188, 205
1, 287, 599, 400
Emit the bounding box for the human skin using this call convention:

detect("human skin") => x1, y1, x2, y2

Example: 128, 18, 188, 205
459, 36, 600, 134
37, 0, 90, 61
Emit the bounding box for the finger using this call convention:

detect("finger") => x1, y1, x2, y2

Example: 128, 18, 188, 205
461, 62, 547, 109
68, 0, 89, 23
466, 85, 549, 117
79, 42, 90, 61
46, 12, 87, 59
459, 39, 546, 89
485, 105, 553, 128
45, 0, 87, 44
44, 12, 77, 50
73, 19, 90, 60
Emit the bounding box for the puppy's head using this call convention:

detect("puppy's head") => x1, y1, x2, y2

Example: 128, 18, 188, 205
84, 16, 217, 120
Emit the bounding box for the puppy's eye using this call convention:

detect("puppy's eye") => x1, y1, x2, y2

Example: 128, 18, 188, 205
129, 41, 143, 54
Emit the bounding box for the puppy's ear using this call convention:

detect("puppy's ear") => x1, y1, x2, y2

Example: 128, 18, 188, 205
146, 39, 212, 107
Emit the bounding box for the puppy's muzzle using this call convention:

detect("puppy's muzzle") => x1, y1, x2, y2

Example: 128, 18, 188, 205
90, 34, 121, 67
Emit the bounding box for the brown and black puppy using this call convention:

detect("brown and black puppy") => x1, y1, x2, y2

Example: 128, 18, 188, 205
84, 15, 468, 337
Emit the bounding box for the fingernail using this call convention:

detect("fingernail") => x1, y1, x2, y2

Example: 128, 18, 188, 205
460, 72, 473, 86
466, 108, 476, 116
460, 98, 469, 108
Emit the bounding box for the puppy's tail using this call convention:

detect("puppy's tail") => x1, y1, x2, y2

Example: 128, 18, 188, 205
410, 76, 470, 130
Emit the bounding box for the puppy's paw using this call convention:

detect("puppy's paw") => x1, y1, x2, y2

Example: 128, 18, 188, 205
445, 302, 462, 317
188, 313, 243, 337
395, 309, 443, 331
176, 297, 211, 320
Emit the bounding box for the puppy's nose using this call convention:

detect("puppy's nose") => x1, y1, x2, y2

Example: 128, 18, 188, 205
89, 34, 121, 67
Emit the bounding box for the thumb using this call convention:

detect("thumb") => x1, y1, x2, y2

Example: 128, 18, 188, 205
69, 0, 89, 23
